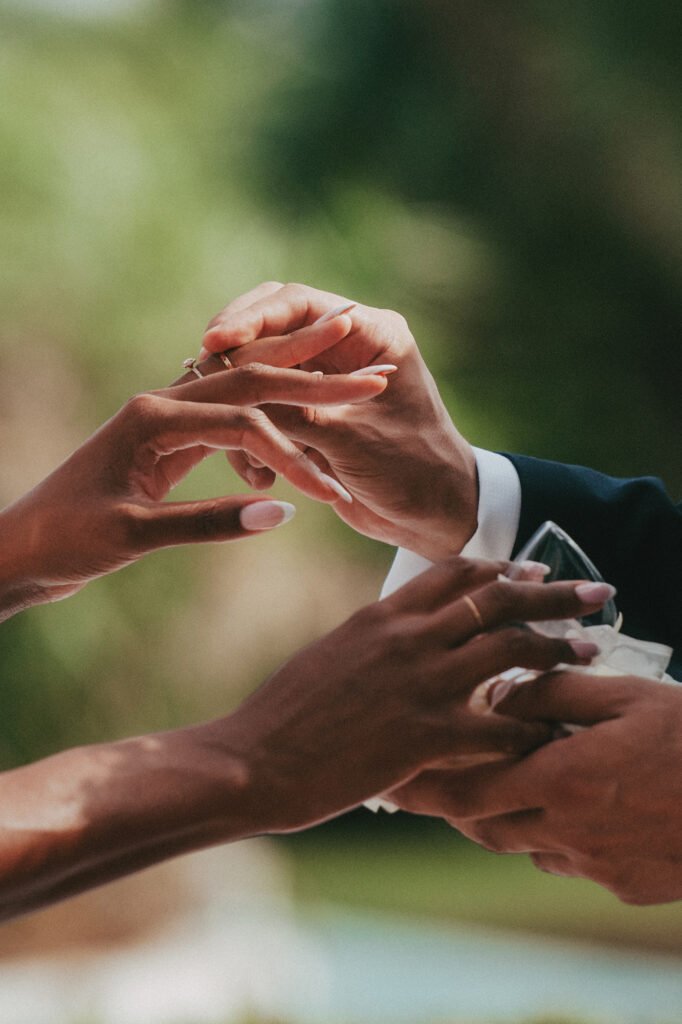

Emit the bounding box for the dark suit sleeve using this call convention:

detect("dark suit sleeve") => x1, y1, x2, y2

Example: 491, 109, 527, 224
504, 454, 682, 662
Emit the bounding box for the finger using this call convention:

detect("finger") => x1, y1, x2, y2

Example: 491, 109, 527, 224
450, 712, 553, 759
162, 363, 388, 408
226, 449, 276, 490
456, 809, 549, 855
487, 670, 648, 725
387, 760, 541, 821
205, 281, 284, 332
211, 311, 355, 368
400, 756, 549, 821
141, 396, 353, 505
132, 496, 296, 550
432, 578, 616, 646
530, 852, 577, 877
382, 557, 514, 615
451, 627, 590, 688
200, 282, 349, 348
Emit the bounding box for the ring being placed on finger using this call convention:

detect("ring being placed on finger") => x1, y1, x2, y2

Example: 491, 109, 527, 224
218, 351, 234, 369
462, 593, 485, 631
182, 357, 205, 379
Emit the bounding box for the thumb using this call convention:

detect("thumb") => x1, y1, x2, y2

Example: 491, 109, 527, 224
134, 496, 296, 550
488, 669, 646, 725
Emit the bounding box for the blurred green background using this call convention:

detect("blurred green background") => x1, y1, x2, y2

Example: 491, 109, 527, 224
1, 0, 681, 1020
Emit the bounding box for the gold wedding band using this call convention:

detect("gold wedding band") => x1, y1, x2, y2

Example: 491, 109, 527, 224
218, 351, 234, 369
462, 594, 485, 631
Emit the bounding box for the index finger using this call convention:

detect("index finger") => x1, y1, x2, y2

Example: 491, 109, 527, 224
488, 670, 650, 725
202, 282, 351, 349
160, 364, 388, 407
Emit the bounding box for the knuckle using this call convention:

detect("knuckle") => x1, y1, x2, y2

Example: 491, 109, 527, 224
190, 501, 225, 539
121, 391, 165, 427
235, 407, 268, 446
480, 581, 515, 622
381, 308, 408, 331
232, 362, 271, 400
283, 281, 308, 298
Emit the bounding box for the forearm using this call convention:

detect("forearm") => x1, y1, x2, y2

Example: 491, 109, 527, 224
0, 719, 255, 921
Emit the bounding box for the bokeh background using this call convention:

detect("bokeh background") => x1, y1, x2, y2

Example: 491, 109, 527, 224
1, 1, 681, 1022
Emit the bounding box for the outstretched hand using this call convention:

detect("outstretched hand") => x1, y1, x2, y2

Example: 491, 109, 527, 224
200, 282, 479, 560
227, 559, 608, 833
0, 362, 386, 618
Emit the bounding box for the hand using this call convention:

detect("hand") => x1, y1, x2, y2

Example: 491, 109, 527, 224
0, 364, 386, 618
390, 671, 682, 905
219, 561, 608, 833
199, 282, 478, 560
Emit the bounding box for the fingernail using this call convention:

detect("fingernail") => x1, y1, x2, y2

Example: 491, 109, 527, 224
198, 346, 210, 362
349, 364, 398, 377
518, 560, 551, 579
313, 301, 356, 325
320, 473, 353, 503
567, 640, 600, 659
575, 582, 616, 604
488, 679, 519, 711
240, 501, 296, 531
311, 370, 324, 378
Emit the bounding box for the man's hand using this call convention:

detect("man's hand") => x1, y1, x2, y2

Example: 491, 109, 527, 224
0, 364, 386, 618
389, 672, 682, 905
200, 282, 478, 560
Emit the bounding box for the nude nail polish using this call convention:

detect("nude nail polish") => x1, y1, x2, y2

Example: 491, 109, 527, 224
349, 364, 398, 377
240, 501, 296, 531
313, 302, 357, 325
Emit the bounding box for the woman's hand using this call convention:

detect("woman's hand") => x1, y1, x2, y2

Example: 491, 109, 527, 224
0, 363, 386, 618
199, 282, 479, 560
220, 560, 608, 834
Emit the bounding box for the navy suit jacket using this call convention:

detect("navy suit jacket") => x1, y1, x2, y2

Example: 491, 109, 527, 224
505, 455, 681, 680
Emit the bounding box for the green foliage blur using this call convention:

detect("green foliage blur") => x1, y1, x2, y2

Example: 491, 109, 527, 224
1, 0, 681, 962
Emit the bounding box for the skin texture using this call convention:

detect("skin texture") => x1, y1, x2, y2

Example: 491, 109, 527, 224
0, 559, 607, 921
0, 361, 386, 619
389, 671, 682, 905
200, 282, 479, 561
201, 282, 682, 907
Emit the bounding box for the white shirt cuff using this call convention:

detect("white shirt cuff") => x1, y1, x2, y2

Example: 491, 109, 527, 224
380, 449, 522, 598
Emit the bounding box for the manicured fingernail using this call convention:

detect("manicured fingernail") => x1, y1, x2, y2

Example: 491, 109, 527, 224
320, 473, 353, 503
567, 640, 600, 659
313, 301, 356, 325
518, 560, 551, 579
240, 501, 296, 531
198, 346, 210, 362
575, 582, 616, 604
349, 364, 399, 377
488, 679, 519, 711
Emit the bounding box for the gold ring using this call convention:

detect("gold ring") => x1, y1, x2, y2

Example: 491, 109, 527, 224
218, 351, 234, 369
462, 594, 485, 631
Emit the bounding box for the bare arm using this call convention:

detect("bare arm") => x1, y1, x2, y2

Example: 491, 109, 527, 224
0, 562, 606, 921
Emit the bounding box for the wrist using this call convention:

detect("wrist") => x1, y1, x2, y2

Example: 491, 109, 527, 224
405, 437, 479, 561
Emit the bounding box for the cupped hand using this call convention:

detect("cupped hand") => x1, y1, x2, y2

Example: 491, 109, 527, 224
388, 669, 682, 905
199, 282, 478, 560
221, 558, 609, 834
0, 363, 386, 616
